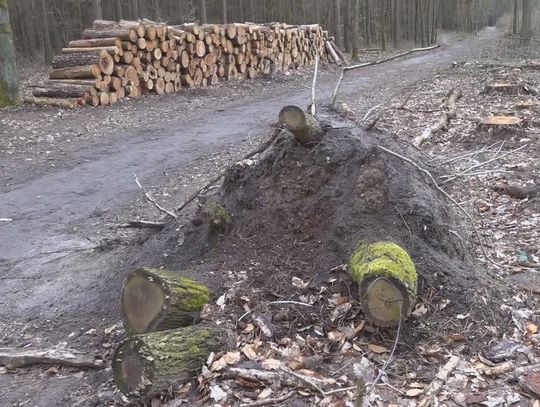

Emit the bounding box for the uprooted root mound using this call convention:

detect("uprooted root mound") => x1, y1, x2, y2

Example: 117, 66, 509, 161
131, 114, 508, 346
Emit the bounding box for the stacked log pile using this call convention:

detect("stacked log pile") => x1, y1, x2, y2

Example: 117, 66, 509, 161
25, 19, 332, 108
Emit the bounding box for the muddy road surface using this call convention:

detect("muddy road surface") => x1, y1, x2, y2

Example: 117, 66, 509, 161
0, 29, 499, 406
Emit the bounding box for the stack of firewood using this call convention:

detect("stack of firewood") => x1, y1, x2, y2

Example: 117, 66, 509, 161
25, 19, 332, 108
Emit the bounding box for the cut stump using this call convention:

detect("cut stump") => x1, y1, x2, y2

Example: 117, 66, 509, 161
479, 116, 522, 131
483, 83, 525, 95
278, 105, 323, 145
112, 324, 235, 396
349, 242, 418, 327
121, 267, 211, 335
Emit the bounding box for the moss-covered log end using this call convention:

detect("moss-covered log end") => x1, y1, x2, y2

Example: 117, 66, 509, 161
349, 241, 418, 327
112, 324, 235, 396
122, 268, 211, 335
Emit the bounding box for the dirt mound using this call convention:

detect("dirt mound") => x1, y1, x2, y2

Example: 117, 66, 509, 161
129, 112, 508, 347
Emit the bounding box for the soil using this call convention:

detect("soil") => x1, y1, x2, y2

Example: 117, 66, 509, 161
1, 26, 538, 407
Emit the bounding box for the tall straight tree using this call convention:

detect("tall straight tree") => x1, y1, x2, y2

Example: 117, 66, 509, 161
198, 0, 207, 23
351, 0, 360, 60
38, 0, 53, 63
521, 0, 533, 39
0, 0, 18, 105
221, 0, 227, 24
334, 0, 342, 48
512, 0, 519, 34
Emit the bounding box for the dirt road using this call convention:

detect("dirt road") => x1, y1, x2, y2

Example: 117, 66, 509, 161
0, 28, 500, 406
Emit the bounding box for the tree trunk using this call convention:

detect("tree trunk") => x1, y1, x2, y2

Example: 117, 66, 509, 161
512, 0, 519, 34
112, 324, 235, 396
351, 0, 360, 60
222, 0, 228, 24
39, 0, 53, 64
121, 268, 211, 335
343, 0, 351, 51
278, 106, 323, 145
198, 0, 207, 23
349, 242, 418, 327
0, 1, 19, 106
334, 0, 342, 48
521, 0, 533, 40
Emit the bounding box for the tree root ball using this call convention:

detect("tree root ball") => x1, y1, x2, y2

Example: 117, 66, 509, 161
349, 242, 418, 327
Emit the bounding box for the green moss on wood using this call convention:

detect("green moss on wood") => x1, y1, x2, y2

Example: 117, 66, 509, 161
349, 241, 417, 295
207, 203, 232, 233
113, 324, 233, 396
122, 268, 212, 335
0, 0, 8, 10
0, 79, 17, 106
0, 23, 11, 34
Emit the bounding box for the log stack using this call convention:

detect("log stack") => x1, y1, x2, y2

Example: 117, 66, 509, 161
25, 19, 331, 108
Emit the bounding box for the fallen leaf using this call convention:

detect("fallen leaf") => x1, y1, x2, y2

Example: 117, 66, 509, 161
223, 351, 241, 365
262, 358, 282, 370
242, 323, 255, 334
258, 388, 273, 399
243, 344, 258, 361
447, 334, 466, 343
0, 218, 13, 222
209, 385, 227, 402
412, 304, 428, 317
528, 323, 538, 334
405, 388, 424, 397
368, 344, 390, 354
292, 276, 310, 290
327, 331, 346, 342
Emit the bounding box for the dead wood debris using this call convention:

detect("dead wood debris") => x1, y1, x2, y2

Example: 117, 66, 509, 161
0, 347, 104, 370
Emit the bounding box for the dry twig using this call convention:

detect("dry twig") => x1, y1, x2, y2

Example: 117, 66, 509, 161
240, 391, 296, 407
133, 172, 178, 220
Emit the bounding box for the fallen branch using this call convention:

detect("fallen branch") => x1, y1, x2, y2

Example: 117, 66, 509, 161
117, 220, 166, 229
133, 173, 178, 220
440, 144, 527, 184
224, 367, 334, 396
413, 88, 462, 147
418, 355, 460, 407
377, 145, 503, 269
174, 129, 280, 213
240, 390, 296, 407
310, 55, 319, 116
0, 347, 104, 369
332, 44, 440, 106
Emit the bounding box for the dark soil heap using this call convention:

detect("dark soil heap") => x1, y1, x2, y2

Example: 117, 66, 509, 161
131, 113, 506, 339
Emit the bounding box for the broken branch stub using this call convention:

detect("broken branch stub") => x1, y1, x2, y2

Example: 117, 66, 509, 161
348, 242, 418, 327
121, 267, 211, 335
278, 105, 322, 145
112, 323, 235, 396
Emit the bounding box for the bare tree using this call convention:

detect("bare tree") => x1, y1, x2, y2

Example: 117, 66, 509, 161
39, 0, 53, 63
0, 0, 19, 105
521, 0, 533, 39
334, 0, 342, 48
221, 0, 227, 24
198, 0, 207, 23
351, 0, 360, 60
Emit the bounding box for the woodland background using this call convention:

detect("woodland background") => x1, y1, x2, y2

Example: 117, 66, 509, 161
7, 0, 537, 65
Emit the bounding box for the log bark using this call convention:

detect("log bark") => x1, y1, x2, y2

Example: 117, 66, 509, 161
32, 83, 92, 99
0, 347, 104, 369
82, 28, 131, 40
24, 96, 79, 109
348, 241, 418, 327
112, 323, 235, 395
49, 65, 101, 80
68, 37, 121, 48
52, 50, 113, 75
278, 105, 323, 145
121, 267, 211, 335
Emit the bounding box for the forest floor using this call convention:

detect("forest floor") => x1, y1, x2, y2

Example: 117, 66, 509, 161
0, 26, 539, 407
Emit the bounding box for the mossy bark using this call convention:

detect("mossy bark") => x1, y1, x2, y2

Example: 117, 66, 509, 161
349, 242, 418, 327
0, 1, 19, 106
121, 268, 211, 335
113, 323, 235, 396
278, 105, 323, 145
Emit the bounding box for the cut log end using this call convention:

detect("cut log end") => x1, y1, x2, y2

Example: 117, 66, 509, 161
121, 268, 211, 335
278, 105, 322, 145
112, 324, 235, 396
349, 242, 418, 328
